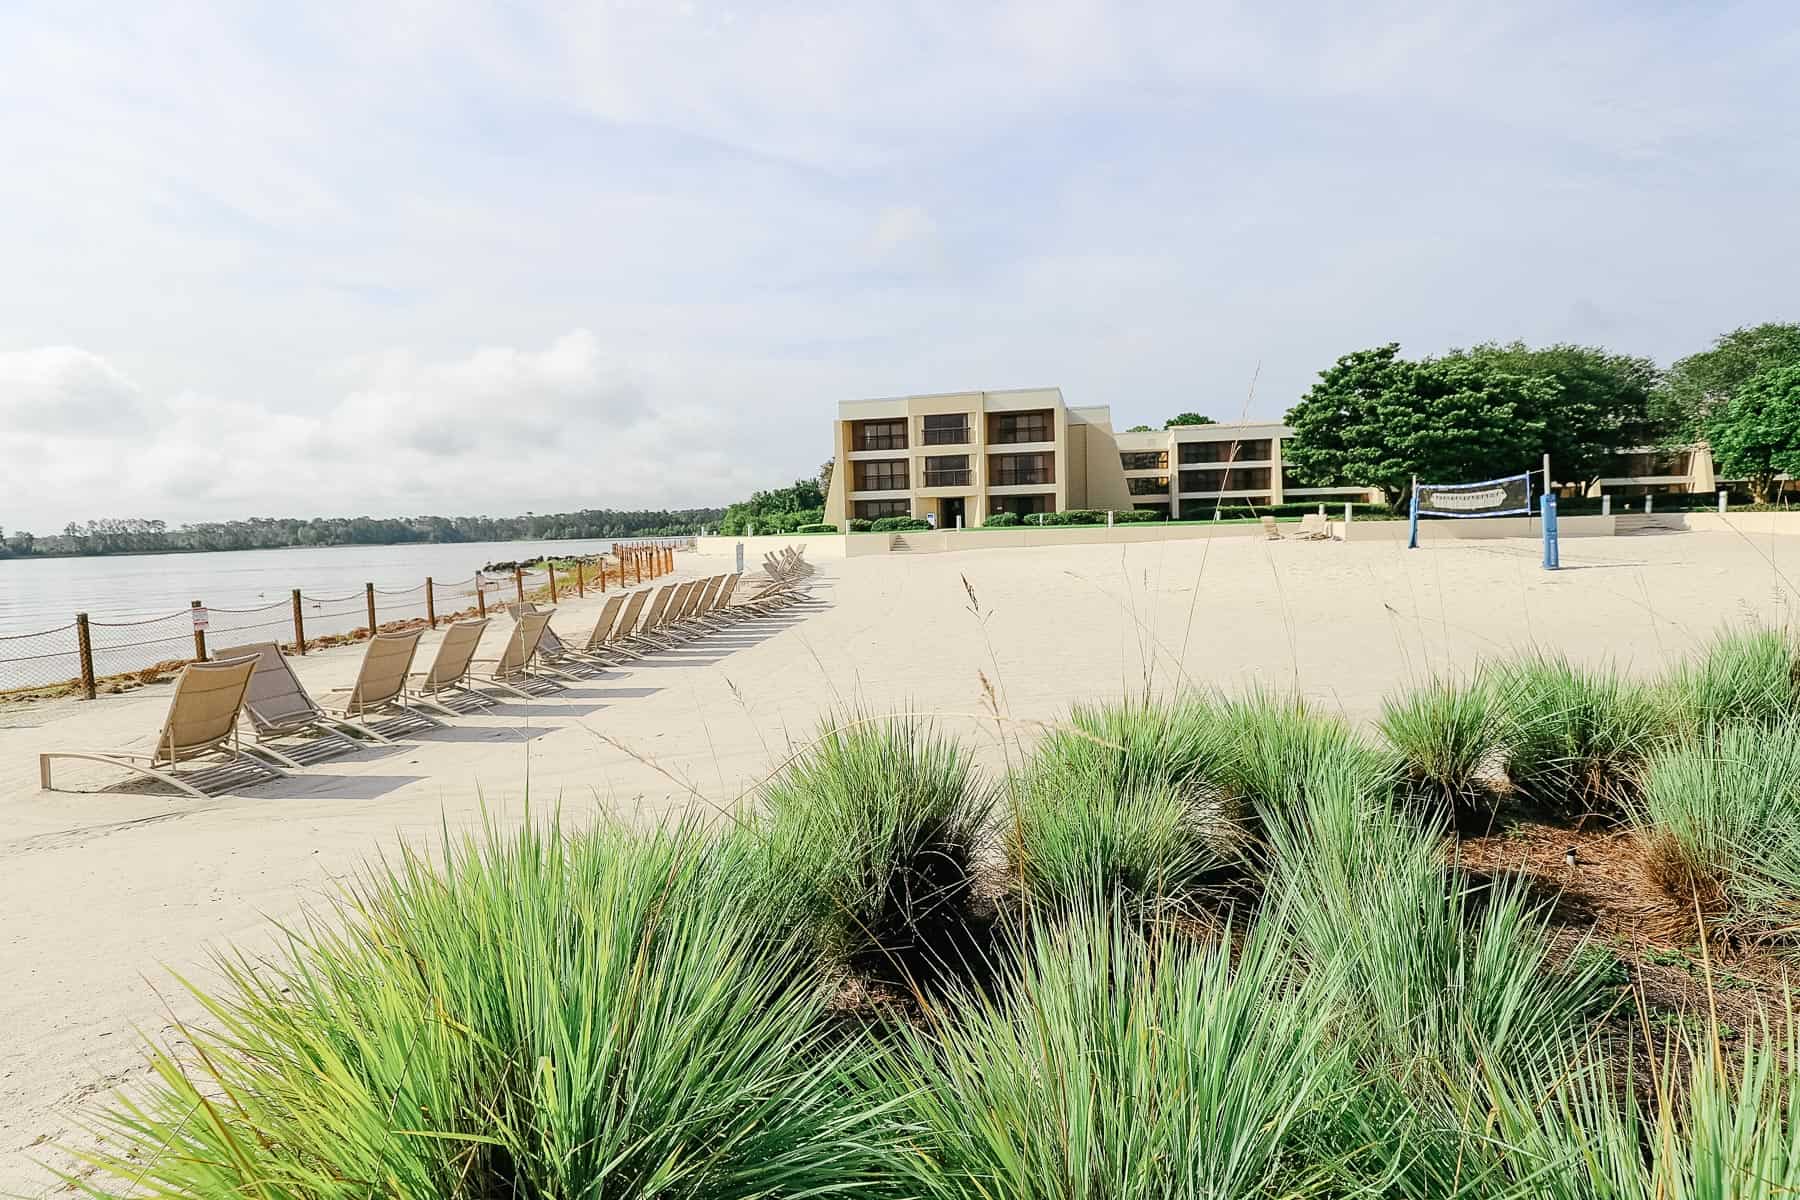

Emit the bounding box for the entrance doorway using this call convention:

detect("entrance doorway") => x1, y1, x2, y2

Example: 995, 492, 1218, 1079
939, 497, 966, 529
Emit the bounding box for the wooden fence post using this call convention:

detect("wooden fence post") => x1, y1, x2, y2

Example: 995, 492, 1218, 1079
575, 560, 584, 597
634, 549, 641, 585
75, 613, 96, 700
514, 567, 525, 606
477, 579, 487, 619
425, 577, 437, 628
291, 589, 306, 653
364, 583, 377, 637
190, 600, 208, 661
549, 563, 558, 604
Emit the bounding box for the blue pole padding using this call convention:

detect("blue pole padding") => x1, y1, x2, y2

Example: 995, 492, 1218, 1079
1408, 491, 1420, 549
1541, 492, 1560, 570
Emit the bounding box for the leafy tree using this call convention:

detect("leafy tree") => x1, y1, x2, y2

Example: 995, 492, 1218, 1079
1442, 342, 1660, 484
1164, 413, 1216, 428
1704, 364, 1800, 503
1125, 424, 1153, 433
1658, 322, 1800, 440
818, 459, 835, 494
718, 479, 827, 535
1284, 345, 1551, 507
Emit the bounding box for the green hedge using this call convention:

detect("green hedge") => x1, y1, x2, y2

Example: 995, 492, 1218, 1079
870, 516, 931, 532
1114, 508, 1166, 523
795, 523, 838, 534
982, 512, 1020, 528
847, 519, 873, 532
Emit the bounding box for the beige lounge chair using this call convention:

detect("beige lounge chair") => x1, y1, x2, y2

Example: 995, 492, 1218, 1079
475, 609, 565, 697
327, 628, 441, 740
212, 641, 365, 766
503, 601, 605, 677
1260, 516, 1284, 541
1296, 512, 1331, 540
39, 656, 286, 798
621, 583, 681, 650
408, 618, 497, 713
574, 593, 640, 663
602, 589, 653, 658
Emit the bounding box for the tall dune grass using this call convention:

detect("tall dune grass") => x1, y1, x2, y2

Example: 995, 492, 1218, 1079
1658, 625, 1800, 738
755, 714, 993, 965
1634, 723, 1800, 938
1378, 674, 1501, 817
870, 906, 1347, 1198
1491, 654, 1665, 819
74, 820, 894, 1199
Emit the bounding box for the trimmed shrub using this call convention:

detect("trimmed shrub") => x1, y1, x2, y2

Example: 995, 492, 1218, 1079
870, 515, 930, 532
754, 715, 993, 968
79, 820, 893, 1198
848, 518, 873, 531
1658, 625, 1800, 738
1036, 509, 1105, 526
795, 522, 838, 533
982, 511, 1020, 527
1113, 507, 1165, 522
1490, 654, 1665, 819
871, 908, 1342, 1199
1378, 675, 1502, 818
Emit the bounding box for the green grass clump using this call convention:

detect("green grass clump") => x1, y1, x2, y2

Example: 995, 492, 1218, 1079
1633, 723, 1800, 939
1264, 763, 1608, 1086
76, 819, 893, 1198
871, 906, 1345, 1198
1212, 689, 1399, 835
756, 714, 993, 965
1491, 653, 1665, 819
1378, 674, 1502, 817
1005, 696, 1238, 912
1658, 625, 1800, 738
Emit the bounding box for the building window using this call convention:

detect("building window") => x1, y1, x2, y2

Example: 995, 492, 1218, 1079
988, 409, 1053, 445
1120, 450, 1168, 471
921, 414, 970, 445
923, 455, 971, 487
992, 494, 1051, 517
855, 419, 908, 451
855, 499, 912, 519
1128, 475, 1170, 496
853, 459, 909, 491
989, 453, 1055, 486
1180, 467, 1271, 493
1178, 439, 1271, 465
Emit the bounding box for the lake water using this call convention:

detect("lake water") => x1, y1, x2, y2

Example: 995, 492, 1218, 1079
0, 538, 681, 689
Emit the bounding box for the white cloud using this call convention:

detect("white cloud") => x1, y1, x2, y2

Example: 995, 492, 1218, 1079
0, 346, 150, 433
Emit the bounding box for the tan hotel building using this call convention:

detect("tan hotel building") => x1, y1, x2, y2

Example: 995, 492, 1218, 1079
824, 387, 1376, 528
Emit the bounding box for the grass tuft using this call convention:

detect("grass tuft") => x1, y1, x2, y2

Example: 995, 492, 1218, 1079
870, 904, 1346, 1198
1378, 674, 1502, 818
73, 817, 894, 1198
1658, 624, 1800, 738
755, 712, 993, 969
1490, 653, 1665, 820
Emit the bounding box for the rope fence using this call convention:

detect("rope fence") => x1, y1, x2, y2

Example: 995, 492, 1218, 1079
0, 541, 684, 701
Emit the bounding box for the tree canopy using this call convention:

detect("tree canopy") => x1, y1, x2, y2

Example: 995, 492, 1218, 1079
1124, 424, 1153, 433
1164, 413, 1216, 428
1442, 342, 1660, 482
717, 479, 827, 535
1283, 345, 1552, 506
1704, 364, 1800, 503
1657, 323, 1800, 440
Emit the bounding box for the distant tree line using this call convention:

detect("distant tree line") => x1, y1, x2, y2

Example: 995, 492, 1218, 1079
715, 478, 826, 535
0, 508, 724, 559
1283, 322, 1800, 506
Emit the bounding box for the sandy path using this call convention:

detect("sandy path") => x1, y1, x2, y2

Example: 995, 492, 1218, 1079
2, 530, 1796, 1193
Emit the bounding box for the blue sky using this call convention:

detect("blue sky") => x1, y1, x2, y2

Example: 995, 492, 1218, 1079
1, 1, 1796, 529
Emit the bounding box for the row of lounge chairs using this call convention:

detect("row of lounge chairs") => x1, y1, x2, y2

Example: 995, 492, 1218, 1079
38, 560, 813, 799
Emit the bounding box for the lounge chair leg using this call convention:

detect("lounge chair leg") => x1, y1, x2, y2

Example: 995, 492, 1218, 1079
246, 743, 304, 769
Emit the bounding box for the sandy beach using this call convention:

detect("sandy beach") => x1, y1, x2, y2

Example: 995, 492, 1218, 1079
3, 529, 1798, 1194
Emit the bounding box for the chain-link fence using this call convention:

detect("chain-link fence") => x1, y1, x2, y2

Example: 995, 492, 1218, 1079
1, 543, 685, 701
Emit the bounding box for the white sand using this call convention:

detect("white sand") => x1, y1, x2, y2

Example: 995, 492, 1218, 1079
3, 530, 1798, 1192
